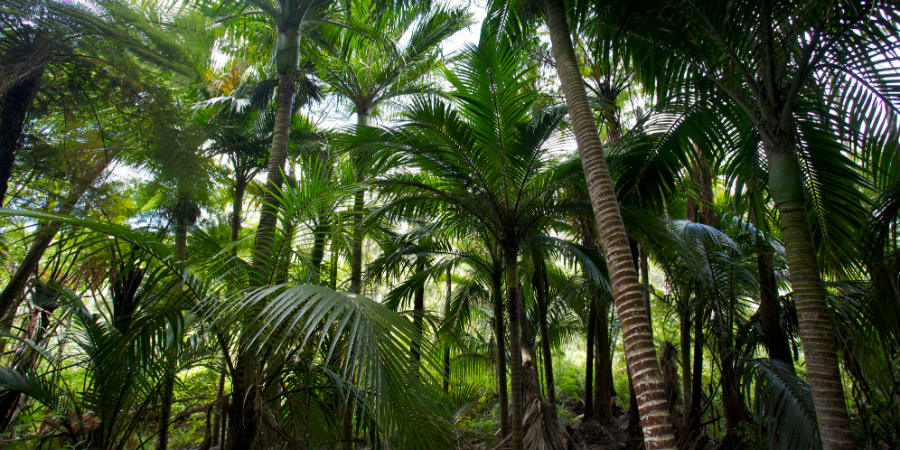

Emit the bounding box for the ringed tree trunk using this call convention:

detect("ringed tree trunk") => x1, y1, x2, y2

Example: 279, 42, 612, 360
543, 0, 676, 447
688, 303, 704, 433
443, 266, 452, 393
211, 371, 226, 449
349, 109, 370, 295
504, 249, 525, 449
309, 217, 330, 284
581, 227, 595, 418
411, 260, 426, 379
584, 290, 596, 418
158, 202, 192, 450
764, 145, 853, 450
230, 175, 247, 251
678, 299, 692, 419
157, 214, 189, 450
0, 69, 44, 207
227, 25, 299, 450
342, 108, 370, 450
492, 272, 510, 436
594, 297, 613, 423
534, 258, 556, 408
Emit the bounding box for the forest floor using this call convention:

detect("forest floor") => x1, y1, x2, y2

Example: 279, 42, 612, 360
454, 397, 719, 450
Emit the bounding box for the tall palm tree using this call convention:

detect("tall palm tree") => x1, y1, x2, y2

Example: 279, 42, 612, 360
317, 0, 468, 295
378, 23, 580, 447
523, 0, 680, 445
202, 1, 334, 446
600, 2, 900, 447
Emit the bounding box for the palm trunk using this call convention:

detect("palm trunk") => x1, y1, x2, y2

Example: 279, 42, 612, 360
764, 147, 853, 450
679, 303, 692, 419
492, 272, 510, 436
156, 373, 175, 450
411, 261, 426, 377
349, 111, 369, 295
0, 70, 43, 206
211, 371, 226, 448
535, 261, 556, 408
231, 177, 246, 246
343, 111, 369, 450
504, 250, 525, 449
330, 238, 339, 290
443, 267, 452, 393
687, 303, 704, 436
518, 290, 542, 405
309, 218, 330, 284
274, 218, 295, 284
157, 212, 188, 450
594, 300, 613, 423
584, 293, 596, 418
543, 0, 675, 447
227, 28, 299, 450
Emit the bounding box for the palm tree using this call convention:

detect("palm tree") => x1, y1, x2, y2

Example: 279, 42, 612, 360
317, 0, 469, 295
377, 23, 581, 447
202, 1, 334, 445
199, 66, 272, 250
525, 0, 679, 445
600, 2, 900, 447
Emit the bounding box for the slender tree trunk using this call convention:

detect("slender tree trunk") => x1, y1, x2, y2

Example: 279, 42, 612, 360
764, 147, 853, 450
157, 211, 188, 450
230, 177, 247, 251
411, 261, 425, 376
543, 0, 675, 446
349, 111, 369, 296
157, 372, 176, 450
309, 218, 330, 284
217, 177, 242, 449
584, 293, 596, 418
505, 250, 525, 449
0, 70, 43, 207
0, 154, 109, 320
343, 111, 370, 450
492, 273, 510, 437
211, 371, 226, 448
228, 31, 299, 449
679, 303, 692, 419
688, 305, 704, 433
330, 239, 339, 290
443, 267, 452, 393
535, 260, 556, 407
274, 218, 295, 284
594, 300, 613, 423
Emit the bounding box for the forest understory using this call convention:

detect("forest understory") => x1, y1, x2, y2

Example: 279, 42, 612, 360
1, 0, 899, 449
